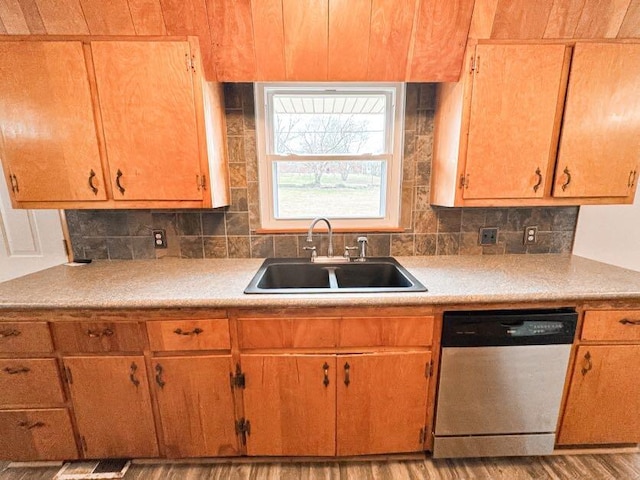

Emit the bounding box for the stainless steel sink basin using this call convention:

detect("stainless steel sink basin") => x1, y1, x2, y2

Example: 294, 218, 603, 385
244, 257, 427, 294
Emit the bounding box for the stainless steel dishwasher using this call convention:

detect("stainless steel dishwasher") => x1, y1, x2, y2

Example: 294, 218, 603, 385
433, 308, 577, 458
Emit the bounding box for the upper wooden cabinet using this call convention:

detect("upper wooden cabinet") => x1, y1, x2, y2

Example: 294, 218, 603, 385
431, 41, 640, 207
0, 38, 230, 210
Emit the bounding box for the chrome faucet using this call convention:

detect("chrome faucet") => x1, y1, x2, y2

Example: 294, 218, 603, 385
305, 217, 334, 260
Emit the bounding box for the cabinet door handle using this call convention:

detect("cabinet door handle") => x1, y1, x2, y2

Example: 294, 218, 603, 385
155, 364, 165, 389
628, 170, 637, 188
129, 362, 140, 387
3, 366, 30, 375
18, 421, 45, 430
581, 351, 592, 376
533, 167, 542, 193
619, 318, 640, 326
115, 169, 125, 195
88, 169, 98, 195
344, 362, 351, 386
0, 329, 21, 338
173, 328, 203, 336
87, 328, 114, 338
322, 362, 329, 387
561, 167, 571, 191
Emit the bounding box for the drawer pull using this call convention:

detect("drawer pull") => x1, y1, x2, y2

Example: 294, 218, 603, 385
581, 351, 592, 376
0, 329, 21, 338
18, 421, 45, 430
129, 362, 140, 387
155, 363, 165, 389
3, 366, 31, 375
619, 318, 640, 326
88, 169, 98, 195
533, 167, 542, 193
115, 169, 125, 195
323, 362, 329, 387
87, 328, 114, 338
173, 328, 203, 336
344, 362, 351, 386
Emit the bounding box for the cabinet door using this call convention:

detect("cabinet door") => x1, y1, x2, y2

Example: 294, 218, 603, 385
0, 41, 106, 202
241, 354, 336, 456
558, 345, 640, 445
91, 41, 203, 201
554, 43, 640, 199
337, 351, 430, 455
152, 355, 238, 457
64, 356, 158, 458
463, 44, 568, 200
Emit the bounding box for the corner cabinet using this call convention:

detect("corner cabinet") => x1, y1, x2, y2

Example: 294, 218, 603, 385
431, 41, 640, 207
0, 38, 229, 210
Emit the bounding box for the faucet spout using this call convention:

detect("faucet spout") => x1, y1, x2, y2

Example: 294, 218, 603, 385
306, 217, 333, 258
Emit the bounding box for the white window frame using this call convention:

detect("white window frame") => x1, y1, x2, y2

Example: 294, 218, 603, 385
255, 82, 405, 231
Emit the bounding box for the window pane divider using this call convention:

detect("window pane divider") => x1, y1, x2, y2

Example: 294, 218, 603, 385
267, 154, 391, 162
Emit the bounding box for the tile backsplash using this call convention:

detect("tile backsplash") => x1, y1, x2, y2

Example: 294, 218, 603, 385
66, 83, 578, 260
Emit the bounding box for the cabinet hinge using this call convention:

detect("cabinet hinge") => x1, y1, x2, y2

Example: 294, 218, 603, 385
419, 427, 426, 445
9, 173, 19, 194
230, 363, 245, 389
64, 366, 73, 384
469, 55, 476, 74
236, 418, 251, 446
425, 360, 433, 378
200, 174, 207, 191
185, 53, 196, 73
459, 174, 469, 189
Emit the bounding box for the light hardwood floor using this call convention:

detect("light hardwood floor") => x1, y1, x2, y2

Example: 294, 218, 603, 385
2, 454, 640, 480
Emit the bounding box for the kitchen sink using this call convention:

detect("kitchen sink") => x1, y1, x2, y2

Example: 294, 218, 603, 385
244, 257, 427, 294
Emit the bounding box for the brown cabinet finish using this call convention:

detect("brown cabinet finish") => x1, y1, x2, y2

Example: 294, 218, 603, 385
64, 355, 159, 458
581, 310, 640, 342
238, 317, 339, 349
52, 321, 145, 353
338, 316, 434, 347
0, 358, 65, 406
0, 322, 53, 353
0, 409, 78, 461
152, 355, 238, 457
147, 319, 230, 351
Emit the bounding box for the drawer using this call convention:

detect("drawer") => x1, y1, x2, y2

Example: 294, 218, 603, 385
0, 358, 65, 405
582, 310, 640, 342
239, 317, 339, 349
52, 321, 146, 352
338, 316, 434, 347
0, 322, 53, 353
0, 409, 78, 461
147, 319, 230, 351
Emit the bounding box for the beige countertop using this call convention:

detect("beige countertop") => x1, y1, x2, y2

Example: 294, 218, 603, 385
1, 254, 640, 310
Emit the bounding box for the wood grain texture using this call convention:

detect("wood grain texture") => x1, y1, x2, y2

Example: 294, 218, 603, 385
239, 317, 339, 349
241, 354, 336, 456
574, 0, 632, 38
147, 319, 230, 351
553, 43, 640, 199
337, 352, 430, 456
207, 0, 256, 81
79, 0, 135, 34
64, 355, 159, 458
491, 0, 554, 39
251, 0, 286, 80
282, 0, 328, 80
127, 0, 166, 34
328, 0, 371, 81
544, 0, 586, 38
0, 409, 77, 461
410, 0, 475, 81
581, 310, 640, 341
91, 41, 203, 201
464, 43, 568, 200
0, 41, 106, 202
0, 358, 65, 405
338, 316, 433, 347
559, 345, 640, 445
0, 0, 29, 33
16, 0, 46, 33
618, 0, 640, 37
34, 0, 89, 34
467, 0, 499, 39
153, 355, 238, 457
367, 0, 416, 80
51, 321, 146, 352
0, 322, 52, 353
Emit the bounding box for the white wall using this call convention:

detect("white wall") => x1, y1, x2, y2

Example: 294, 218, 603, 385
572, 194, 640, 272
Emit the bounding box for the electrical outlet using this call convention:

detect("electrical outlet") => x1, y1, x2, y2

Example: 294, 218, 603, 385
479, 227, 498, 246
524, 226, 538, 245
152, 229, 167, 249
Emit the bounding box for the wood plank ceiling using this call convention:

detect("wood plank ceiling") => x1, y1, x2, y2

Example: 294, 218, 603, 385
0, 0, 639, 82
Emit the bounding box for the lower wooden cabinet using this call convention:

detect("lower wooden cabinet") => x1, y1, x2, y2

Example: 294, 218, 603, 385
0, 409, 78, 461
64, 356, 159, 458
152, 355, 238, 457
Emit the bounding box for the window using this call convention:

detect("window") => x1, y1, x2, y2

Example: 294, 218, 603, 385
255, 83, 405, 230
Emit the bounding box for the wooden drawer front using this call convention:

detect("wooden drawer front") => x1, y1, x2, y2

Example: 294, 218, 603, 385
52, 321, 145, 352
0, 322, 53, 353
0, 358, 65, 406
338, 316, 434, 347
582, 310, 640, 341
147, 319, 230, 351
239, 318, 339, 349
0, 409, 78, 461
